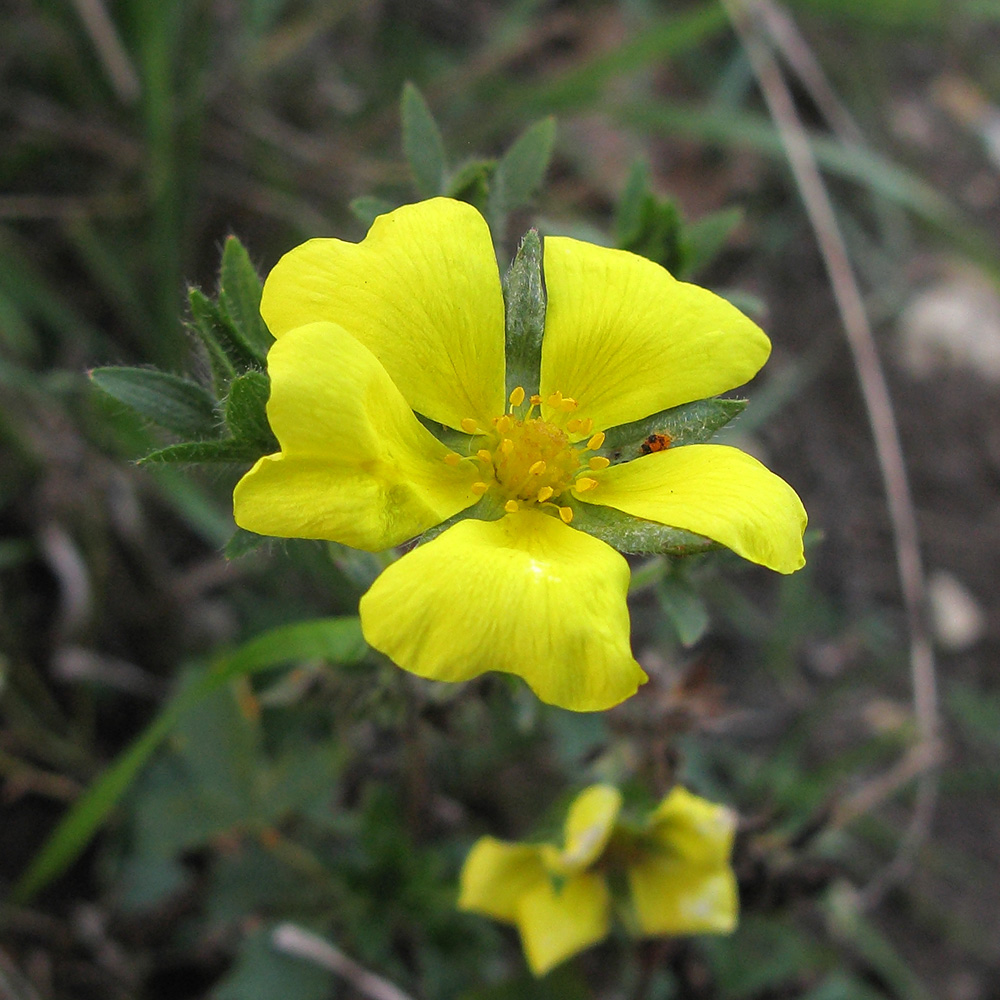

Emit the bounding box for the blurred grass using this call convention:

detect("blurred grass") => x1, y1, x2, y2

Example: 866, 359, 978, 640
2, 0, 1000, 997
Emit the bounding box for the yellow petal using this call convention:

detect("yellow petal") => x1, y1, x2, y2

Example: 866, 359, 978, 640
580, 444, 806, 574
358, 510, 648, 712
648, 786, 737, 867
554, 785, 622, 873
458, 838, 548, 924
629, 787, 738, 936
260, 198, 505, 429
627, 856, 737, 936
233, 322, 479, 550
517, 873, 611, 976
539, 237, 770, 431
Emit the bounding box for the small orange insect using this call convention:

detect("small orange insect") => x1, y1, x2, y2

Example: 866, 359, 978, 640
640, 432, 672, 455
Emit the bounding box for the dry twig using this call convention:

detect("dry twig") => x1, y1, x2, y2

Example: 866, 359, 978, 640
272, 923, 417, 1000
720, 0, 941, 909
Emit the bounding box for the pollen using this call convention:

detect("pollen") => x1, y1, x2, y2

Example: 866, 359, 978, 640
460, 418, 478, 434
588, 456, 610, 471
509, 386, 526, 407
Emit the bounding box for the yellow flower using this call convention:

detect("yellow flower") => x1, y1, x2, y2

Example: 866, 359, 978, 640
458, 784, 738, 977
233, 197, 806, 711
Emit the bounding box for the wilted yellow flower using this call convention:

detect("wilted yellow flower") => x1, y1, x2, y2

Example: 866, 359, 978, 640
458, 784, 738, 976
233, 198, 805, 711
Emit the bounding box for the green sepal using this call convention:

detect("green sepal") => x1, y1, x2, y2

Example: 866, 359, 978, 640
218, 235, 273, 363
416, 494, 506, 546
224, 527, 269, 560
401, 81, 447, 198
223, 370, 277, 451
90, 367, 221, 439
137, 439, 267, 465
187, 287, 247, 390
502, 229, 545, 399
487, 117, 556, 243
566, 498, 717, 556
598, 397, 747, 465
349, 195, 396, 228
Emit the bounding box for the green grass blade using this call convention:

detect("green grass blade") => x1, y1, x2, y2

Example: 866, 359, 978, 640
9, 617, 366, 903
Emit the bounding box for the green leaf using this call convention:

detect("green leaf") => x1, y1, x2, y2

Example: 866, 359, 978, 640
224, 526, 269, 559
213, 926, 334, 1000
616, 159, 654, 247
9, 617, 366, 903
599, 398, 748, 464
224, 369, 276, 449
219, 235, 273, 363
401, 81, 448, 197
488, 117, 556, 239
615, 160, 686, 273
90, 367, 220, 438
137, 439, 267, 465
349, 195, 396, 228
658, 575, 710, 646
683, 206, 744, 277
446, 158, 495, 213
567, 498, 717, 556
502, 229, 546, 398
188, 285, 260, 381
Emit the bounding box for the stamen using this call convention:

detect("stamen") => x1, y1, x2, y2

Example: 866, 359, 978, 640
530, 394, 542, 406
509, 386, 526, 407
528, 460, 547, 475
460, 418, 478, 434
559, 506, 574, 523
476, 449, 492, 463
566, 418, 583, 433
537, 486, 554, 502
471, 482, 489, 496
588, 456, 610, 471
575, 477, 598, 493
444, 452, 462, 466
580, 418, 594, 435
547, 390, 563, 408
558, 397, 578, 412
504, 500, 519, 513
496, 414, 512, 433
587, 431, 605, 451
501, 438, 514, 455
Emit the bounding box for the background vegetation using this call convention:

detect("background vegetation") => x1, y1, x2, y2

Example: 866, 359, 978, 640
2, 0, 1000, 997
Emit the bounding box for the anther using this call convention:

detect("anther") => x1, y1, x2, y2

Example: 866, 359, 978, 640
587, 431, 605, 451
444, 452, 461, 466
529, 460, 547, 475
566, 418, 583, 433
471, 482, 489, 496
460, 418, 478, 434
558, 397, 578, 412
504, 500, 519, 513
547, 390, 563, 408
509, 386, 526, 407
496, 415, 512, 433
476, 449, 492, 463
501, 438, 514, 455
537, 486, 554, 502
559, 506, 574, 523
588, 456, 610, 471
530, 394, 542, 406
575, 477, 598, 492
580, 418, 594, 435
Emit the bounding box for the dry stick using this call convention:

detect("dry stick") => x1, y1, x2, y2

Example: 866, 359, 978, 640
271, 923, 417, 1000
68, 0, 140, 105
721, 0, 941, 909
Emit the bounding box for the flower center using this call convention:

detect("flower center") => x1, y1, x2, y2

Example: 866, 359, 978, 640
449, 387, 610, 523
